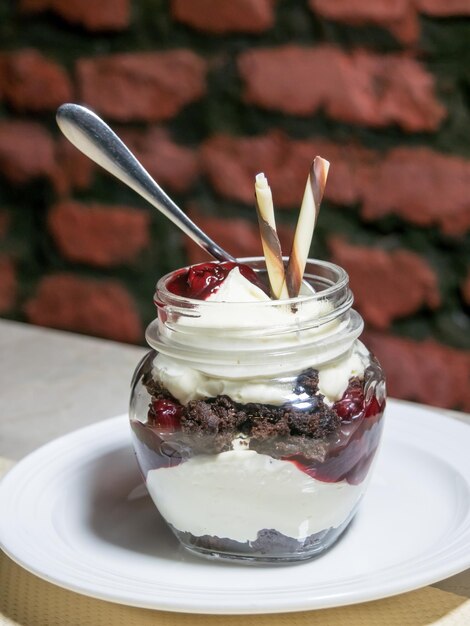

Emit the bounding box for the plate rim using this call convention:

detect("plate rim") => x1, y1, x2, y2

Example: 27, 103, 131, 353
1, 400, 470, 614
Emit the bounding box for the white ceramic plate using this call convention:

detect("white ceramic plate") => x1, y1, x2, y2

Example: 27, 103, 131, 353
1, 400, 470, 615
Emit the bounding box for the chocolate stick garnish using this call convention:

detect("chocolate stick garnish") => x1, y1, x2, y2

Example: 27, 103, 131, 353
255, 173, 289, 299
284, 157, 330, 297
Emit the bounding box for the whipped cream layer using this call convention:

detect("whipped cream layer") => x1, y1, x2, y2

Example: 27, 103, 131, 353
161, 267, 336, 348
146, 450, 364, 542
152, 267, 367, 403
152, 342, 368, 405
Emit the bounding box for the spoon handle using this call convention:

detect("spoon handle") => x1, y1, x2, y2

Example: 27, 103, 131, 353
56, 103, 235, 263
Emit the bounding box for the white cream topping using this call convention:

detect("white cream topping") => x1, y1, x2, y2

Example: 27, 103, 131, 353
146, 450, 364, 542
207, 266, 270, 302
161, 267, 334, 343
153, 267, 368, 404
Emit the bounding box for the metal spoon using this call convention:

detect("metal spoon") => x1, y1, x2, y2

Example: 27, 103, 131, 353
56, 103, 235, 263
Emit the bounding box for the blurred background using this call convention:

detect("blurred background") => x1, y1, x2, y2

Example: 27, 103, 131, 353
0, 0, 468, 410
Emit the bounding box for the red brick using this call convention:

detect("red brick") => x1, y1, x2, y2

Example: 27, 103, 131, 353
19, 0, 130, 31
184, 207, 293, 264
0, 256, 16, 314
77, 51, 206, 122
316, 143, 377, 207
48, 201, 150, 268
462, 272, 470, 306
171, 0, 274, 33
415, 0, 470, 16
309, 0, 419, 44
54, 136, 95, 195
201, 132, 374, 207
185, 212, 262, 264
238, 45, 445, 131
202, 132, 307, 207
119, 127, 199, 193
25, 274, 142, 343
329, 237, 440, 329
0, 121, 56, 185
365, 331, 470, 411
202, 133, 299, 207
0, 49, 72, 112
202, 134, 470, 235
361, 148, 470, 235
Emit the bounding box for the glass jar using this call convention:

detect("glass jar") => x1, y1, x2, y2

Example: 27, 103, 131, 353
129, 258, 386, 563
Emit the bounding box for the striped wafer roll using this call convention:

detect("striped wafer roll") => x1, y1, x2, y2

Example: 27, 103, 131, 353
255, 173, 289, 299
284, 157, 330, 297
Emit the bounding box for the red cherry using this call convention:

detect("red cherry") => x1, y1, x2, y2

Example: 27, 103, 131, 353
187, 263, 230, 299
149, 398, 183, 431
333, 380, 365, 421
285, 379, 384, 485
333, 397, 362, 420
364, 395, 383, 418
166, 261, 267, 300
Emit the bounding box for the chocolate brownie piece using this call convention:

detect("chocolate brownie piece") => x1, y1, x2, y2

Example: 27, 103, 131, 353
244, 400, 338, 439
182, 395, 242, 434
294, 367, 320, 396
179, 395, 242, 453
249, 433, 329, 462
142, 370, 169, 399
244, 400, 339, 460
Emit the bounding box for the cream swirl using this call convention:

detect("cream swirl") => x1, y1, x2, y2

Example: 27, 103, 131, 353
146, 450, 365, 542
148, 267, 367, 404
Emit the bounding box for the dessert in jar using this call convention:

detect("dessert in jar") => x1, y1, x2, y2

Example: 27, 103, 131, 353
129, 159, 386, 562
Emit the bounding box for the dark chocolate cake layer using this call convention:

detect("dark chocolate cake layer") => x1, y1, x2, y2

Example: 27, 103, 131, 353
173, 526, 331, 557
134, 364, 385, 484
142, 367, 341, 461
171, 517, 356, 560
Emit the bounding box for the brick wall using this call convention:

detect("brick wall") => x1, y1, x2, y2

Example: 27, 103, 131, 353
0, 0, 469, 410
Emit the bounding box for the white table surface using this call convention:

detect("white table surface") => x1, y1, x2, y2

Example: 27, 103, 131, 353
0, 318, 468, 598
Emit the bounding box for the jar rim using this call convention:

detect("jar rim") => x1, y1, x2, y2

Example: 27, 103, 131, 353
147, 257, 362, 370
155, 257, 350, 308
